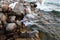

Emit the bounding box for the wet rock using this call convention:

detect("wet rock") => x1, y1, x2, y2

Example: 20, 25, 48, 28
6, 23, 17, 31
13, 34, 19, 38
13, 3, 24, 15
16, 20, 21, 25
0, 20, 2, 24
0, 35, 7, 40
0, 13, 7, 24
0, 25, 3, 30
7, 38, 14, 40
1, 14, 7, 22
9, 16, 16, 22
0, 13, 4, 18
15, 38, 34, 40
0, 7, 2, 12
19, 31, 36, 38
1, 4, 12, 13
0, 1, 60, 40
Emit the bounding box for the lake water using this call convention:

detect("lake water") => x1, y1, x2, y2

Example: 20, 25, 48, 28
44, 0, 60, 11
27, 0, 60, 12
41, 0, 60, 12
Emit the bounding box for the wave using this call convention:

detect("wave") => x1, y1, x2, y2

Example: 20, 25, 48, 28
41, 0, 60, 12
45, 2, 60, 6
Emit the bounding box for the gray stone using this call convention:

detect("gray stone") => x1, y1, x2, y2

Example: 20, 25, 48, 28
6, 23, 17, 31
13, 3, 24, 15
9, 16, 16, 22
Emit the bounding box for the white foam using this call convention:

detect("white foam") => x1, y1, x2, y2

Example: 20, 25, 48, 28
36, 2, 41, 9
9, 2, 18, 9
35, 0, 60, 12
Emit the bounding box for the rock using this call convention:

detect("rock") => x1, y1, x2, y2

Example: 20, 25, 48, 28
1, 4, 12, 13
0, 20, 2, 24
0, 8, 2, 12
6, 23, 17, 31
0, 35, 7, 40
15, 38, 34, 40
0, 13, 7, 24
0, 25, 3, 30
7, 38, 14, 40
1, 14, 7, 22
0, 13, 4, 18
0, 1, 60, 40
13, 3, 24, 15
19, 31, 35, 38
9, 16, 16, 22
13, 34, 19, 38
16, 20, 21, 25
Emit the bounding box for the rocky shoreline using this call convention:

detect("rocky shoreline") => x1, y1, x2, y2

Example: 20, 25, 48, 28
0, 0, 60, 40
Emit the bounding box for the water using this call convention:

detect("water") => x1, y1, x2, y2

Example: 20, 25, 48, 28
41, 0, 60, 12
12, 0, 60, 12
27, 0, 36, 2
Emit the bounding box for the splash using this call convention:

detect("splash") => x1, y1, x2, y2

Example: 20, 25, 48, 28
40, 0, 60, 12
9, 2, 18, 9
39, 0, 52, 11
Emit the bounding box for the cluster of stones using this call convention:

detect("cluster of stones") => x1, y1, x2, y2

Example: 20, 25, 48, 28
0, 0, 41, 40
